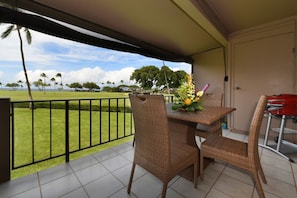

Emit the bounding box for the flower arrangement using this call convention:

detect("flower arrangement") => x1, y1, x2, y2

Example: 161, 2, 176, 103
172, 74, 209, 112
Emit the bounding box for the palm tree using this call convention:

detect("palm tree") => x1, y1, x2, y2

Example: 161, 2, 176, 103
40, 73, 47, 92
55, 73, 63, 90
33, 79, 43, 91
50, 77, 56, 90
1, 23, 33, 107
17, 80, 23, 90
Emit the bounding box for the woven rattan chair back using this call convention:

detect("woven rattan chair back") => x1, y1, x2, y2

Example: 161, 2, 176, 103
195, 93, 223, 139
200, 95, 268, 198
248, 95, 268, 163
127, 94, 198, 198
130, 94, 170, 171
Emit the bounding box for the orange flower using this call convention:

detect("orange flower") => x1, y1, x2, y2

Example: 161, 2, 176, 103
184, 98, 192, 105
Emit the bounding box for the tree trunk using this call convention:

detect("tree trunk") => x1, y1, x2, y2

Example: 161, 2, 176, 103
17, 27, 33, 108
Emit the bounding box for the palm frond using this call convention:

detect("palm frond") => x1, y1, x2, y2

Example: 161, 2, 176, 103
1, 25, 15, 39
24, 28, 32, 44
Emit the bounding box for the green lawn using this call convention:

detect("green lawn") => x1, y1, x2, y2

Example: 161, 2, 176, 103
1, 90, 134, 179
1, 89, 129, 101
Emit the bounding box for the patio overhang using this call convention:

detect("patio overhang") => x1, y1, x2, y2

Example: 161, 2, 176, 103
1, 0, 297, 63
0, 6, 191, 63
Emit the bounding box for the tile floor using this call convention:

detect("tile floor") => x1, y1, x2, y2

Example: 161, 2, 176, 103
0, 130, 297, 198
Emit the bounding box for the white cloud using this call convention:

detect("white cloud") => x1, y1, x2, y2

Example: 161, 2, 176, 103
14, 66, 136, 87
101, 67, 137, 85
15, 69, 60, 83
0, 25, 191, 86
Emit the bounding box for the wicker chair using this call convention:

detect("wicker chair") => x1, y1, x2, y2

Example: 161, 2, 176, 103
195, 93, 223, 140
127, 94, 198, 198
200, 95, 268, 198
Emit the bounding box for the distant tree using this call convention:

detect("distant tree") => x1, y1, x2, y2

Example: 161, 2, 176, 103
156, 66, 171, 92
102, 86, 120, 92
55, 73, 63, 89
68, 82, 83, 89
130, 65, 187, 91
50, 77, 56, 90
129, 85, 140, 92
83, 82, 100, 91
171, 70, 188, 87
6, 82, 19, 87
6, 82, 19, 90
156, 66, 187, 90
130, 65, 160, 89
1, 21, 33, 106
40, 73, 47, 92
33, 79, 43, 91
118, 84, 131, 92
17, 80, 23, 89
0, 82, 2, 88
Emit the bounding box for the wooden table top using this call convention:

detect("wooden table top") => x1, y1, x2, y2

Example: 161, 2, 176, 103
166, 103, 236, 125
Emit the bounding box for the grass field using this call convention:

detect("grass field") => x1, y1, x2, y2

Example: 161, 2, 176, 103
1, 90, 135, 179
1, 89, 130, 101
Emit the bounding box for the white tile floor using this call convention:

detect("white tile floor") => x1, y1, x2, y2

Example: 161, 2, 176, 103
1, 130, 297, 198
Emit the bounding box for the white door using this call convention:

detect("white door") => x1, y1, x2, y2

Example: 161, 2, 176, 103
232, 32, 295, 132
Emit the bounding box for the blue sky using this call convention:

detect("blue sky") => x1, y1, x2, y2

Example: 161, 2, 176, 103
0, 25, 191, 87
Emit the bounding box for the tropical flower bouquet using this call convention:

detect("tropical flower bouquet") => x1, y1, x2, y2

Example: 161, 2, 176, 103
172, 74, 209, 112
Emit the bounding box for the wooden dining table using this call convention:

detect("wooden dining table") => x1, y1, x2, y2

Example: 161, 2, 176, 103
166, 103, 236, 181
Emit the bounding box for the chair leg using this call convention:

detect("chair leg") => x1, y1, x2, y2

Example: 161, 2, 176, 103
256, 157, 267, 184
127, 162, 136, 194
132, 136, 135, 147
194, 161, 198, 188
252, 170, 265, 198
161, 182, 168, 198
200, 154, 204, 180
218, 128, 222, 136
258, 165, 267, 184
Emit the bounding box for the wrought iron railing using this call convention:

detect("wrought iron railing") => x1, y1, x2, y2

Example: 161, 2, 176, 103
10, 95, 176, 170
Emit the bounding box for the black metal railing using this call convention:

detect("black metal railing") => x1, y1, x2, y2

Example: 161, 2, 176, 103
10, 97, 134, 170
10, 95, 176, 170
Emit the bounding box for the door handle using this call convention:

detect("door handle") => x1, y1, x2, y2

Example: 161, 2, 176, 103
234, 87, 241, 90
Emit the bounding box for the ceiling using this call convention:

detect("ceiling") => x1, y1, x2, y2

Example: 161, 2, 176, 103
1, 0, 297, 63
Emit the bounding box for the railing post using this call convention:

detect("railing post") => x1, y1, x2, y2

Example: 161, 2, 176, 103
65, 101, 69, 162
0, 98, 10, 182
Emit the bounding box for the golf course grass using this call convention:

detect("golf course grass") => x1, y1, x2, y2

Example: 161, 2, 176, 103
1, 90, 135, 179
